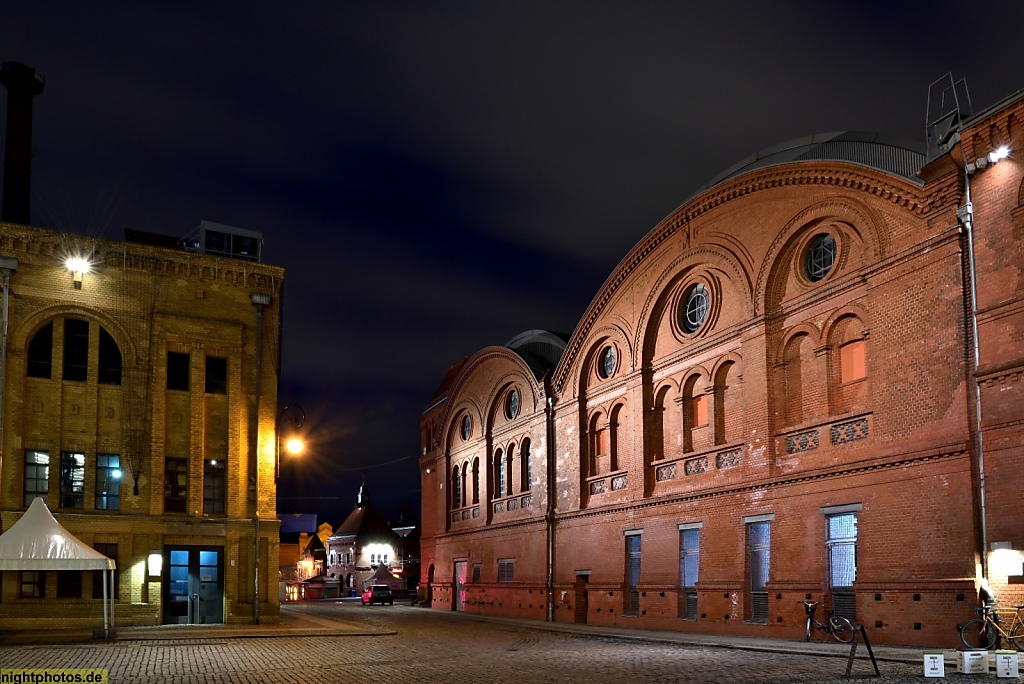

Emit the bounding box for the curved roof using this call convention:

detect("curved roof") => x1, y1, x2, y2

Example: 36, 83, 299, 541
686, 131, 926, 205
504, 329, 569, 380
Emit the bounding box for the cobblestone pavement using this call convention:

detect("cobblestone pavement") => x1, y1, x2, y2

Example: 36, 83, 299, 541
0, 603, 1001, 683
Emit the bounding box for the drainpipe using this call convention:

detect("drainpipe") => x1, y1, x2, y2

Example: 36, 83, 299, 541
0, 257, 17, 520
544, 391, 556, 622
954, 138, 988, 580
250, 292, 270, 623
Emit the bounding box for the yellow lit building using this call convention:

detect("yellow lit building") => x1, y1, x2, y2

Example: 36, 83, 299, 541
0, 221, 286, 629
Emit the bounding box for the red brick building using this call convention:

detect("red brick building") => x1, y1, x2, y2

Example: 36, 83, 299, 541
419, 85, 1024, 647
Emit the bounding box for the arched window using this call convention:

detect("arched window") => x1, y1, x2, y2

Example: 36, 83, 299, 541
472, 458, 480, 504
830, 316, 868, 415
98, 328, 122, 385
451, 465, 462, 508
27, 322, 54, 379
782, 334, 814, 426
683, 376, 709, 453
505, 447, 514, 496
494, 449, 505, 499
520, 438, 531, 492
609, 405, 623, 472
713, 361, 739, 445
589, 413, 608, 476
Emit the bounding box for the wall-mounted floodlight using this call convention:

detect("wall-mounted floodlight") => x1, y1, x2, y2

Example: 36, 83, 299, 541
988, 145, 1010, 163
65, 255, 91, 289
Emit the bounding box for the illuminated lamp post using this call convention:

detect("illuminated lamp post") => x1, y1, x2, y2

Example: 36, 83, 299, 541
276, 403, 305, 481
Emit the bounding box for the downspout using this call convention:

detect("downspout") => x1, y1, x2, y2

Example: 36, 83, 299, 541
0, 257, 18, 494
544, 390, 556, 622
954, 138, 988, 580
250, 293, 270, 623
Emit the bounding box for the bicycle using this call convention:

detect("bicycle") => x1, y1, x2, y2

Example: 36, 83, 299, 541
799, 600, 855, 643
960, 604, 1024, 651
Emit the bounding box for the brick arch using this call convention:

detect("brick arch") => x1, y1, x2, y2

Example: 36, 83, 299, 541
638, 244, 753, 368
756, 199, 886, 317
575, 325, 632, 398
13, 303, 140, 367
823, 305, 870, 345
774, 323, 822, 366
443, 399, 484, 456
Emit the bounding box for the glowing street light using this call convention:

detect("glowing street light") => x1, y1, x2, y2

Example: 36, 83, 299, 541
276, 403, 305, 481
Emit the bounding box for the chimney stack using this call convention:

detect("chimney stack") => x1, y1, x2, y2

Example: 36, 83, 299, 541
1, 62, 45, 226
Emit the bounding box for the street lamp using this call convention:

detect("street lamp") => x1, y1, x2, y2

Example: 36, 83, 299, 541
276, 403, 305, 481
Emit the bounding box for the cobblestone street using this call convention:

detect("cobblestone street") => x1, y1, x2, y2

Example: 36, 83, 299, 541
0, 602, 991, 683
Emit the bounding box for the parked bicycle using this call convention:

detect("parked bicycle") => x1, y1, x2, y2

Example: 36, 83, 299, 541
960, 603, 1024, 651
799, 600, 855, 643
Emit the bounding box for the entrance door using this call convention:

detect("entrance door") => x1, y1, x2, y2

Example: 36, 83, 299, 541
453, 560, 467, 611
574, 574, 589, 624
164, 546, 224, 624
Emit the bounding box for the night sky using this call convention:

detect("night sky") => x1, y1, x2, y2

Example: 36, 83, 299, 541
3, 2, 1023, 525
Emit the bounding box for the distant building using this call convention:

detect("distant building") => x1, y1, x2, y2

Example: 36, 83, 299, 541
326, 485, 404, 594
0, 222, 286, 629
419, 85, 1024, 647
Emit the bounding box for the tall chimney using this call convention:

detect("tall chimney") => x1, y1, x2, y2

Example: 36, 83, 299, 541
0, 62, 45, 226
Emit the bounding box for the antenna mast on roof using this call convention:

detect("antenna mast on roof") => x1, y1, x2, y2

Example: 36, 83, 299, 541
925, 73, 972, 164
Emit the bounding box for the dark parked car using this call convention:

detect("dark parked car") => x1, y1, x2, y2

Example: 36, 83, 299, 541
361, 584, 393, 606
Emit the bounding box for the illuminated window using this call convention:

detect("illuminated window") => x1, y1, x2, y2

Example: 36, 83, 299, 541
164, 458, 187, 513
693, 394, 708, 427
95, 453, 121, 510
839, 340, 866, 383
60, 451, 85, 509
203, 459, 226, 514
23, 450, 49, 506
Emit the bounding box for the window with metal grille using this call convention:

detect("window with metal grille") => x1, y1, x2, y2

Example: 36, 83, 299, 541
98, 328, 122, 385
626, 533, 642, 614
203, 460, 226, 514
497, 559, 514, 583
60, 451, 85, 509
747, 521, 770, 623
681, 283, 709, 333
23, 449, 49, 506
63, 318, 89, 382
827, 512, 858, 622
805, 234, 836, 282
205, 356, 227, 394
27, 322, 53, 378
167, 352, 190, 391
93, 543, 119, 599
164, 458, 188, 513
679, 527, 700, 619
95, 453, 121, 510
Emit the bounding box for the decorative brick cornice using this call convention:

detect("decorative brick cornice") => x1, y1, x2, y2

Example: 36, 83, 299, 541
553, 163, 930, 395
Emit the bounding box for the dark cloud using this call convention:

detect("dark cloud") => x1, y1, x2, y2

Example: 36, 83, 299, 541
3, 1, 1023, 519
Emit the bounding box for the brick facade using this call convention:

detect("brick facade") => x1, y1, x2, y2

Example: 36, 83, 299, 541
0, 223, 285, 629
420, 91, 1024, 647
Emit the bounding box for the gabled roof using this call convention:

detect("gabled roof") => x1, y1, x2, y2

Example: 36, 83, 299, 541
0, 498, 115, 570
331, 487, 399, 543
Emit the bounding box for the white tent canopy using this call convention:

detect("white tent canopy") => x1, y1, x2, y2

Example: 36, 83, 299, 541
0, 498, 116, 636
0, 498, 115, 570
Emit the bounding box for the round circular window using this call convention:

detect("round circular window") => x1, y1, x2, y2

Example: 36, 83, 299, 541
681, 283, 709, 333
804, 233, 836, 282
461, 414, 472, 441
505, 389, 520, 420
599, 346, 616, 379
